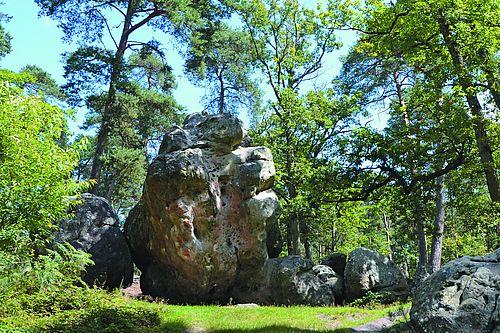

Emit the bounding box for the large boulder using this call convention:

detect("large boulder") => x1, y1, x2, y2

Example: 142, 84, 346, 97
410, 249, 500, 333
320, 253, 347, 276
344, 247, 409, 302
124, 113, 281, 303
56, 193, 134, 289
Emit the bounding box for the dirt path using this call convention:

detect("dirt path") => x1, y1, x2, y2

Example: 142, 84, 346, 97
122, 276, 142, 298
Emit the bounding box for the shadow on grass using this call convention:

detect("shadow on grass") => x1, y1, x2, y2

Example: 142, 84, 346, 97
31, 306, 189, 333
209, 328, 352, 333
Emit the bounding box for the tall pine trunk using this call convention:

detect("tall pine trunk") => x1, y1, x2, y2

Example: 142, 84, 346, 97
90, 1, 136, 194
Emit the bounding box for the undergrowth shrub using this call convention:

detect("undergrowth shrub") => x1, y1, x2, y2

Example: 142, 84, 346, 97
349, 291, 397, 307
0, 70, 91, 319
0, 243, 94, 317
33, 305, 162, 333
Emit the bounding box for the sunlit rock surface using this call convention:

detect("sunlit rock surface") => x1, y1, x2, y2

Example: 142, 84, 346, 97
410, 249, 500, 333
124, 113, 282, 303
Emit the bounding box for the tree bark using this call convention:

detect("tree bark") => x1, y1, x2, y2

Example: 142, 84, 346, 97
437, 11, 500, 202
287, 214, 300, 255
429, 175, 445, 273
218, 69, 225, 114
331, 220, 336, 253
415, 199, 428, 275
383, 212, 393, 261
90, 0, 136, 194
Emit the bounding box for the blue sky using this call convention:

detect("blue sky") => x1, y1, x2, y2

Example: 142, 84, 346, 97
0, 2, 380, 132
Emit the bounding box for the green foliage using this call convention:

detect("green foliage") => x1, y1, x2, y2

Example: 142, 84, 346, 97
349, 291, 398, 307
0, 70, 86, 254
186, 23, 261, 114
20, 65, 66, 101
0, 5, 11, 59
0, 243, 94, 317
29, 304, 161, 333
0, 70, 95, 324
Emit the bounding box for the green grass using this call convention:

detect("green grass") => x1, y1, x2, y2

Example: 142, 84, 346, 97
0, 290, 410, 333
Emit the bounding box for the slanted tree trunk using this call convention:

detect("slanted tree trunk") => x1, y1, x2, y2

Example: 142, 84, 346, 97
90, 1, 136, 194
437, 11, 499, 203
90, 1, 166, 194
429, 175, 445, 273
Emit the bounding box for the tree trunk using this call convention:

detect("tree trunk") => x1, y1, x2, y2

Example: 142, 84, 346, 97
331, 220, 336, 253
429, 175, 445, 273
90, 1, 136, 194
415, 199, 428, 275
287, 214, 300, 255
218, 70, 225, 114
383, 212, 393, 261
437, 11, 500, 203
303, 235, 312, 260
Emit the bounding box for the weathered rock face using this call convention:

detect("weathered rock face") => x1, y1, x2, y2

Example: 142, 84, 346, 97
344, 247, 409, 302
320, 253, 347, 276
313, 264, 343, 303
56, 193, 134, 289
124, 113, 282, 303
410, 249, 500, 333
262, 256, 336, 306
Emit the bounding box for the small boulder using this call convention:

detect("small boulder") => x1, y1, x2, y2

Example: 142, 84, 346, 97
410, 249, 500, 333
262, 256, 336, 306
320, 253, 347, 276
56, 193, 134, 289
313, 264, 344, 303
344, 247, 408, 302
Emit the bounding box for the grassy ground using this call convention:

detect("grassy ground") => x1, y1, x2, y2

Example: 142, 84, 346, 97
1, 291, 410, 333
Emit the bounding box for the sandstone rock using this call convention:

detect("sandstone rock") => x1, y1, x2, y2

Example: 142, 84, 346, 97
56, 193, 133, 289
262, 256, 336, 306
124, 113, 281, 303
320, 253, 347, 276
313, 264, 344, 302
410, 249, 500, 333
344, 247, 409, 302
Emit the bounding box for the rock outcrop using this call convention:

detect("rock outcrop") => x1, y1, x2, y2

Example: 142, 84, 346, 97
56, 193, 134, 289
124, 113, 282, 303
344, 247, 409, 302
410, 249, 500, 333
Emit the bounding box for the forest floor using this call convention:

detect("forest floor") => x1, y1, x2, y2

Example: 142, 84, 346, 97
1, 282, 412, 333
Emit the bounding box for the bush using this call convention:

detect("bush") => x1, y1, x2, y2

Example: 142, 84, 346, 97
0, 243, 94, 317
0, 70, 90, 318
349, 291, 397, 307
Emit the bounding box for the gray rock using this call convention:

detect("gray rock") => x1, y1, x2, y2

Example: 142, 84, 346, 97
344, 247, 409, 302
125, 113, 281, 303
320, 253, 347, 276
313, 264, 344, 302
261, 256, 336, 306
56, 193, 133, 289
410, 249, 500, 333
